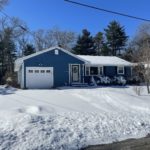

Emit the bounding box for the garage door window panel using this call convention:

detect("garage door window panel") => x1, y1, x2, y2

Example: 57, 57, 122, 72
28, 70, 33, 73
35, 70, 39, 73
41, 70, 45, 73
46, 70, 51, 73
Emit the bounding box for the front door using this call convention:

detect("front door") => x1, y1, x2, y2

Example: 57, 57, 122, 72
71, 65, 80, 83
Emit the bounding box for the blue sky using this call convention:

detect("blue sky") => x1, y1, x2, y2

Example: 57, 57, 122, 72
2, 0, 150, 38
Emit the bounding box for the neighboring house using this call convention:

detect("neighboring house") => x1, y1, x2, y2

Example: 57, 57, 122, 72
14, 46, 133, 89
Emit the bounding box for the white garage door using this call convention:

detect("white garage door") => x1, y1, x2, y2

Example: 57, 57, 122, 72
26, 67, 54, 89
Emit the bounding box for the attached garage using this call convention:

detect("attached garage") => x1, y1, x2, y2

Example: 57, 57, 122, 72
26, 67, 54, 89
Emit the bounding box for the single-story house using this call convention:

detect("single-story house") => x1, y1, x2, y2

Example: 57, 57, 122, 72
14, 46, 133, 89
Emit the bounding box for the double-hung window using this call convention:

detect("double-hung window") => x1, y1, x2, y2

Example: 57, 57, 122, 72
99, 66, 103, 75
90, 67, 98, 75
85, 66, 103, 76
117, 66, 124, 74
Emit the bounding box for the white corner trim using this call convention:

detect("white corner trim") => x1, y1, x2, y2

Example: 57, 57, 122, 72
68, 64, 71, 85
98, 66, 103, 75
21, 63, 24, 88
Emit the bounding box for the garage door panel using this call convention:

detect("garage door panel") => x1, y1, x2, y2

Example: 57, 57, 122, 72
26, 67, 53, 89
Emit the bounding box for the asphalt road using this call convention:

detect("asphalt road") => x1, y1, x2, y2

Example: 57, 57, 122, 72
82, 136, 150, 150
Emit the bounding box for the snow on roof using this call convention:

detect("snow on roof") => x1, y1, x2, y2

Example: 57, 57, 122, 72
78, 55, 132, 66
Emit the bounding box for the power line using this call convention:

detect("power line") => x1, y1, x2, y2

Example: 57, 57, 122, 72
64, 0, 150, 22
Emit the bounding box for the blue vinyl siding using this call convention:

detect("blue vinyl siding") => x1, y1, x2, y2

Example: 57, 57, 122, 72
23, 48, 85, 88
124, 66, 132, 78
104, 66, 132, 78
104, 66, 116, 77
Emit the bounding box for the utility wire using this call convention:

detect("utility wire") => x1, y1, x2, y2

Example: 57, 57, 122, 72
64, 0, 150, 22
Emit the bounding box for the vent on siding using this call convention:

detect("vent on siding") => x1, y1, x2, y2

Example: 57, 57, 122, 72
55, 50, 59, 55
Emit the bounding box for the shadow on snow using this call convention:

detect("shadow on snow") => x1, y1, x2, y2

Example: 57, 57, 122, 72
57, 85, 129, 90
0, 86, 17, 95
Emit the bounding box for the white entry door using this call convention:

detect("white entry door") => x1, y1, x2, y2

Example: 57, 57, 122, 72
26, 67, 53, 89
71, 65, 80, 83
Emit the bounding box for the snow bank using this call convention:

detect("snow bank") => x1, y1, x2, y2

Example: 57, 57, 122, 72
1, 111, 150, 150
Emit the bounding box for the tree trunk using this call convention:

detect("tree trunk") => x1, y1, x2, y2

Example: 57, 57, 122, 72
147, 80, 150, 94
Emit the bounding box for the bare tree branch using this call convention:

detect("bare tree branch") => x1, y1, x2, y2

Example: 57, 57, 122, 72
0, 0, 8, 10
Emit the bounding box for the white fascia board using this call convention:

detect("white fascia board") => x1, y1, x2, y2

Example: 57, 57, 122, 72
85, 63, 132, 66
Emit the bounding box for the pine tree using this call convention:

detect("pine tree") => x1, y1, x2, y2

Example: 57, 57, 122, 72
104, 21, 128, 56
23, 44, 35, 56
73, 29, 96, 55
94, 32, 104, 55
101, 44, 111, 56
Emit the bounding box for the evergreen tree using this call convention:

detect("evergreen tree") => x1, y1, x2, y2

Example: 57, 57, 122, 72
101, 44, 111, 56
23, 44, 35, 56
94, 32, 104, 55
104, 21, 128, 56
73, 29, 96, 55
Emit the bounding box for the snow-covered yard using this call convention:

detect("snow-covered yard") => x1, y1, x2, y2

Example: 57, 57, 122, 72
0, 86, 150, 150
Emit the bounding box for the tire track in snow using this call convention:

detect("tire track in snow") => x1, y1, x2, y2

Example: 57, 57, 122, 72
102, 89, 130, 112
14, 92, 81, 112
72, 90, 116, 113
105, 89, 150, 114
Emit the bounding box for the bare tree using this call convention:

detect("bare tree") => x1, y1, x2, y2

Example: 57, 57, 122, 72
0, 0, 8, 10
33, 29, 48, 51
17, 35, 30, 56
140, 39, 150, 93
33, 27, 76, 51
0, 17, 29, 54
0, 17, 29, 83
133, 23, 150, 94
50, 27, 76, 50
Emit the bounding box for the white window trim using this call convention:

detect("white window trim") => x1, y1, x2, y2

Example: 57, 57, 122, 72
85, 66, 90, 76
85, 66, 103, 76
117, 66, 124, 75
98, 66, 103, 75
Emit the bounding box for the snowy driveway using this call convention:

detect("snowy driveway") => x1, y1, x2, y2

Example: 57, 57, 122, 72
0, 86, 150, 113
